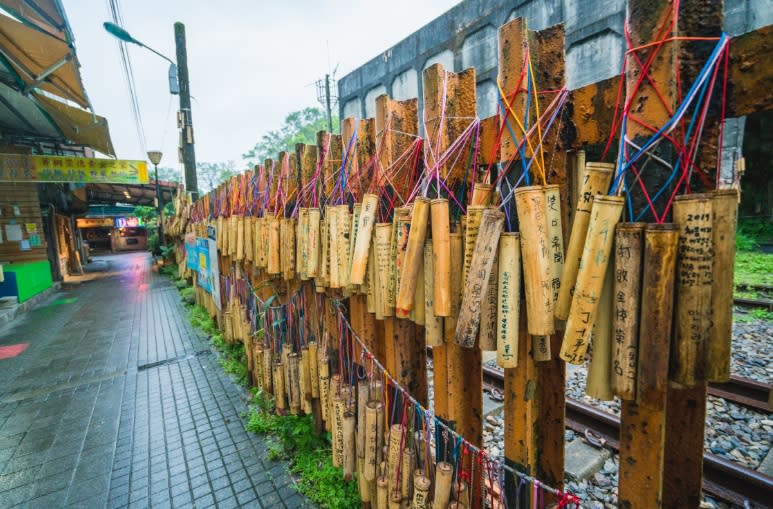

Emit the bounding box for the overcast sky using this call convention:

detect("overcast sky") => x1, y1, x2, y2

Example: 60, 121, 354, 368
62, 0, 459, 170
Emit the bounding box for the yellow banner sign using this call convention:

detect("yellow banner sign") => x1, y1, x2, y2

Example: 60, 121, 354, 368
0, 154, 148, 184
76, 217, 115, 228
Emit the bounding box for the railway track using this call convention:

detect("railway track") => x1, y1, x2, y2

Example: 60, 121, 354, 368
480, 365, 773, 507
734, 282, 773, 311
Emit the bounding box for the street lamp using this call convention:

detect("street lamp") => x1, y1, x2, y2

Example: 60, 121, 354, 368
104, 21, 198, 197
147, 150, 164, 249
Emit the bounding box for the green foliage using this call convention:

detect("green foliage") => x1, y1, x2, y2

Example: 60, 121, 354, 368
242, 107, 340, 166
159, 262, 178, 277
197, 161, 241, 194
737, 218, 773, 251
734, 251, 773, 287
751, 309, 773, 321
134, 205, 158, 224
245, 391, 358, 509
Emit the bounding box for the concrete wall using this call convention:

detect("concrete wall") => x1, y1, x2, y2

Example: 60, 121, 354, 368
338, 0, 771, 135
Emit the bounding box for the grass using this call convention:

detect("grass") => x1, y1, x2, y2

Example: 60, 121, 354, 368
734, 251, 773, 288
246, 390, 359, 509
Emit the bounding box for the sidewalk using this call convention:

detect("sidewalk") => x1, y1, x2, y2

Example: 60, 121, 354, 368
0, 252, 310, 508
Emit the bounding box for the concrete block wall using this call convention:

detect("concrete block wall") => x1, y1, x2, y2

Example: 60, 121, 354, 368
338, 0, 771, 160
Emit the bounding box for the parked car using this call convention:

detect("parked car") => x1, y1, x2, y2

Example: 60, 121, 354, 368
111, 227, 148, 252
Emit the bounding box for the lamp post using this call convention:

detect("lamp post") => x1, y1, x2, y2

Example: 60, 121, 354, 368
147, 150, 164, 249
104, 21, 198, 197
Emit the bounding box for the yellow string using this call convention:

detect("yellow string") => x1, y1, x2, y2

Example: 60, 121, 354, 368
495, 79, 546, 182
527, 53, 547, 185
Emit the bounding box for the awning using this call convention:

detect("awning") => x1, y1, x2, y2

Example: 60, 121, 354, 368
86, 181, 179, 207
0, 12, 89, 109
36, 93, 115, 156
0, 0, 68, 41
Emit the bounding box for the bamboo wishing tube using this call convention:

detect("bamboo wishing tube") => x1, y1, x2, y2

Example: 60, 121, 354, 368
455, 208, 504, 347
357, 380, 370, 459
262, 349, 273, 393
298, 208, 309, 279
351, 193, 379, 284
471, 183, 492, 206
448, 232, 463, 319
343, 411, 356, 481
377, 477, 389, 509
431, 199, 452, 316
288, 352, 301, 414
514, 186, 555, 337
671, 193, 714, 387
387, 424, 404, 496
412, 472, 431, 509
318, 353, 331, 428
227, 215, 236, 255
432, 462, 453, 509
307, 207, 321, 277
368, 239, 378, 314
236, 215, 245, 260
706, 189, 739, 381
375, 224, 394, 317
308, 341, 319, 398
586, 260, 614, 401
556, 162, 614, 320
332, 394, 345, 467
216, 216, 224, 251
612, 223, 645, 400
394, 208, 411, 309
267, 216, 281, 275
255, 217, 266, 268
329, 207, 341, 288
301, 347, 312, 401
364, 401, 382, 481
560, 195, 624, 364
318, 217, 329, 292
453, 481, 469, 508
400, 448, 415, 500
245, 216, 254, 262
462, 205, 485, 290
273, 362, 286, 411
348, 204, 362, 292
423, 241, 444, 347
544, 184, 565, 310
479, 254, 498, 352
337, 204, 352, 289
397, 198, 431, 316
253, 346, 264, 390
412, 252, 426, 325
497, 233, 521, 368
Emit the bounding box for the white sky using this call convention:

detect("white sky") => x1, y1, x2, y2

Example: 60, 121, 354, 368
63, 0, 459, 171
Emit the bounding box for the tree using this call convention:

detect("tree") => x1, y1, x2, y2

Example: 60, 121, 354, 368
242, 107, 340, 166
154, 166, 181, 184
197, 161, 240, 194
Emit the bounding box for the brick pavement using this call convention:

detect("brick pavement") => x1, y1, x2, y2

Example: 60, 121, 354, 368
0, 252, 311, 508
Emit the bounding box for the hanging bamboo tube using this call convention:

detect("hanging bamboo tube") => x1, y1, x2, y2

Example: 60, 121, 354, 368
331, 393, 345, 467
389, 490, 402, 509
343, 411, 356, 481
496, 233, 521, 368
348, 204, 362, 293
455, 208, 504, 347
368, 239, 378, 314
375, 224, 394, 317
431, 199, 452, 316
471, 183, 492, 206
318, 217, 329, 292
462, 205, 485, 289
611, 223, 645, 400
351, 193, 380, 284
287, 352, 301, 414
255, 217, 265, 268
337, 204, 352, 289
357, 379, 370, 459
394, 208, 412, 310
262, 348, 273, 393
298, 208, 309, 279
358, 458, 371, 506
413, 252, 425, 325
423, 241, 444, 347
514, 186, 555, 338
308, 341, 319, 398
706, 189, 739, 381
377, 477, 389, 509
253, 345, 264, 390
329, 207, 342, 288
412, 472, 431, 509
245, 216, 254, 262
236, 215, 245, 260
400, 448, 415, 500
216, 215, 225, 251
556, 162, 614, 319
228, 215, 236, 255
671, 193, 714, 387
284, 218, 297, 280
544, 184, 565, 314
560, 195, 624, 364
586, 259, 615, 400
273, 362, 286, 411
364, 401, 382, 482
452, 481, 469, 508
397, 198, 431, 316
432, 462, 453, 509
301, 347, 312, 401
387, 424, 404, 496
307, 207, 321, 277
318, 353, 331, 429
267, 216, 281, 275
478, 250, 498, 352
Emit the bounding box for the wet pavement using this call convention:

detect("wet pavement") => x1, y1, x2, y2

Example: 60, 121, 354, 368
0, 252, 309, 508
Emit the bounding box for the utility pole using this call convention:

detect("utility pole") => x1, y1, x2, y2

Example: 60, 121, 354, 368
325, 73, 333, 132
174, 22, 198, 199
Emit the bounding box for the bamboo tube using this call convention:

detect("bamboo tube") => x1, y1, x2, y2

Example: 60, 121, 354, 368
358, 458, 371, 504
413, 247, 425, 326
245, 216, 254, 262
308, 342, 320, 398
339, 205, 352, 289
288, 353, 301, 414
424, 241, 444, 346
387, 424, 404, 496
412, 473, 431, 509
351, 194, 380, 284
255, 217, 265, 268
298, 208, 309, 279
329, 207, 341, 288
282, 343, 292, 402
375, 224, 394, 317
431, 199, 452, 317
349, 204, 362, 291
343, 411, 356, 481
612, 223, 645, 400
560, 195, 624, 364
706, 189, 739, 381
479, 253, 498, 351
365, 401, 381, 481
217, 215, 224, 251
400, 448, 415, 500
448, 232, 463, 321
282, 218, 297, 280
544, 184, 565, 314
671, 193, 714, 387
228, 215, 236, 255
301, 347, 312, 400
556, 163, 614, 319
279, 218, 288, 277
273, 363, 286, 411
389, 490, 402, 509
253, 345, 264, 390
455, 208, 505, 347
471, 183, 492, 206
397, 198, 431, 316
357, 380, 370, 459
432, 462, 453, 509
378, 477, 389, 509
332, 394, 345, 467
236, 215, 245, 260
307, 207, 321, 277
514, 186, 555, 337
462, 206, 485, 290
267, 216, 281, 275
452, 481, 469, 508
318, 217, 329, 292
319, 355, 331, 430
394, 208, 412, 311
368, 239, 378, 315
375, 391, 385, 468
496, 233, 521, 368
586, 259, 615, 400
262, 349, 273, 393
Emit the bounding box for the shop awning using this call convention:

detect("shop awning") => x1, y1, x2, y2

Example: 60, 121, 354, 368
35, 93, 114, 156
